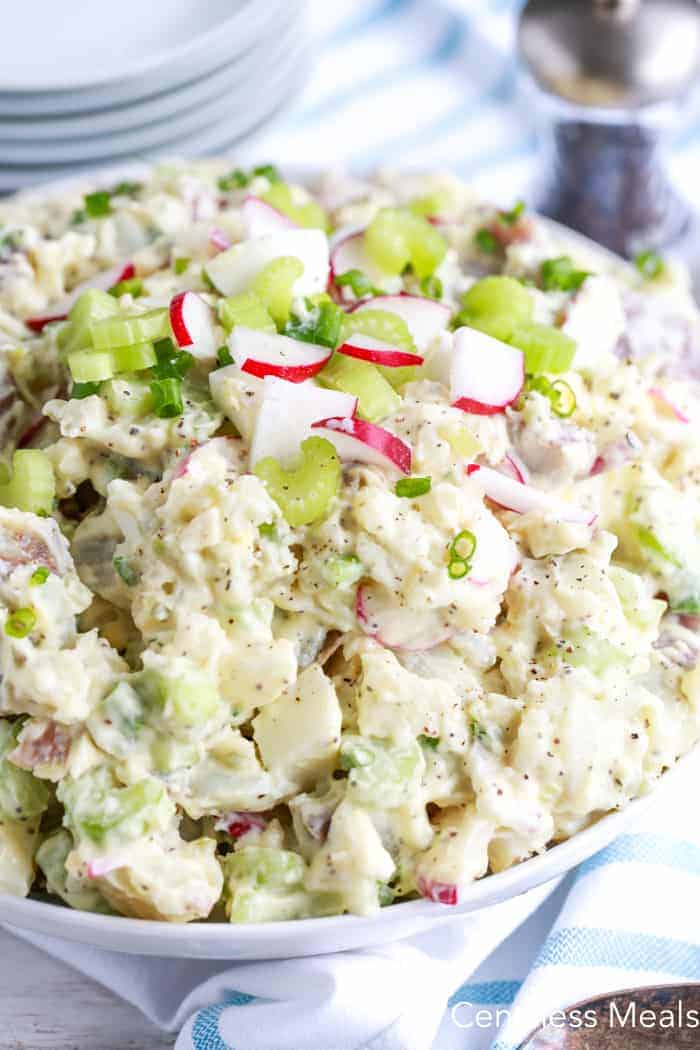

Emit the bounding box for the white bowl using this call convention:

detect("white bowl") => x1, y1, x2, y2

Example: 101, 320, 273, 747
0, 163, 690, 959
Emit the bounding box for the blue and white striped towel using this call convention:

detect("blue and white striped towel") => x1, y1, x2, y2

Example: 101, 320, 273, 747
11, 1, 700, 1047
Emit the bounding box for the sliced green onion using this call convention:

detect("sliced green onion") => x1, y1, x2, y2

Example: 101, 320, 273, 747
285, 299, 344, 349
174, 256, 191, 275
201, 268, 216, 293
420, 275, 443, 300
450, 529, 476, 562
549, 379, 577, 418
113, 555, 140, 586
254, 436, 341, 527
30, 566, 50, 586
258, 522, 276, 539
0, 450, 55, 516
475, 228, 498, 253
70, 380, 102, 399
470, 718, 488, 742
447, 558, 469, 580
111, 180, 143, 199
635, 249, 665, 280
216, 345, 234, 368
152, 337, 193, 379
84, 191, 112, 218
317, 353, 400, 422
334, 269, 376, 298
499, 200, 526, 225
67, 348, 114, 383
253, 164, 281, 183
418, 733, 440, 750
540, 256, 589, 293
395, 476, 432, 498
251, 256, 304, 327
150, 377, 184, 419
218, 169, 249, 191
5, 607, 37, 638
90, 308, 168, 351
108, 277, 143, 299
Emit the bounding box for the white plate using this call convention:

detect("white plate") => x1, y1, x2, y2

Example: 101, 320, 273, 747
2, 754, 695, 960
0, 0, 299, 112
0, 24, 303, 161
1, 0, 254, 92
0, 9, 299, 141
0, 64, 306, 193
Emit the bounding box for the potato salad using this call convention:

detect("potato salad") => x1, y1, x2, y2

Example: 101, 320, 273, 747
0, 162, 698, 923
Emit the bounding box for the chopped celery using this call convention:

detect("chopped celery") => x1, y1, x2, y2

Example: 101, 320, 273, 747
285, 300, 344, 349
110, 340, 157, 374
254, 436, 341, 527
224, 847, 309, 923
226, 847, 306, 886
67, 348, 114, 383
251, 256, 304, 327
102, 375, 154, 419
559, 627, 630, 675
509, 322, 576, 374
322, 553, 364, 589
59, 767, 170, 846
30, 566, 50, 586
174, 256, 191, 275
58, 289, 119, 355
438, 422, 482, 459
318, 353, 400, 422
218, 292, 276, 334
113, 555, 140, 586
0, 721, 50, 821
167, 671, 221, 728
609, 566, 664, 631
341, 309, 419, 388
102, 682, 145, 739
36, 829, 111, 913
340, 735, 423, 807
90, 308, 168, 350
456, 313, 518, 343
634, 526, 682, 568
108, 276, 143, 299
0, 449, 55, 515
365, 207, 447, 278
408, 191, 450, 218
460, 276, 533, 324
262, 182, 329, 230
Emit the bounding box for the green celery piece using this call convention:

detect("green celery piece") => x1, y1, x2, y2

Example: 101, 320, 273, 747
90, 308, 168, 351
251, 257, 304, 327
340, 309, 419, 389
254, 436, 341, 527
460, 276, 533, 323
218, 292, 276, 334
58, 289, 120, 355
509, 322, 576, 374
318, 353, 400, 422
0, 450, 55, 516
0, 721, 50, 822
102, 375, 154, 419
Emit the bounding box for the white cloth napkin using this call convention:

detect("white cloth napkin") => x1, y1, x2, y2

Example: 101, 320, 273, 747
8, 1, 700, 1047
11, 756, 700, 1050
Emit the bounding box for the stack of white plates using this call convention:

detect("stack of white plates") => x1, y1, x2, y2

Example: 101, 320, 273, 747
0, 0, 307, 192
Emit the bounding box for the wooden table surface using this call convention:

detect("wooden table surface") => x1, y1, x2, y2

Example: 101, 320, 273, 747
0, 928, 174, 1049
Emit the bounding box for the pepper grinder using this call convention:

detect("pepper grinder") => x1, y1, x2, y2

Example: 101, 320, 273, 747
518, 0, 700, 260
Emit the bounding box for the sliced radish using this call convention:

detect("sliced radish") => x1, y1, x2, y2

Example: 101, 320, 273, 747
338, 333, 424, 368
466, 463, 596, 526
496, 452, 529, 485
229, 327, 331, 383
311, 416, 412, 474
356, 584, 452, 651
214, 811, 267, 838
169, 291, 218, 360
649, 386, 691, 424
451, 327, 524, 415
209, 228, 231, 253
351, 294, 451, 350
205, 230, 329, 298
25, 262, 134, 332
417, 875, 458, 906
242, 195, 298, 238
250, 378, 357, 467
329, 230, 385, 291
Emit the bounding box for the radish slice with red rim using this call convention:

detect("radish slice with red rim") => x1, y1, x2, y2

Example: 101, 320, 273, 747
351, 293, 451, 349
648, 386, 691, 423
338, 333, 424, 368
251, 378, 357, 467
209, 228, 231, 253
241, 195, 298, 239
311, 415, 412, 474
25, 261, 134, 332
169, 291, 218, 360
417, 875, 458, 905
356, 584, 452, 651
451, 327, 524, 415
467, 462, 597, 526
229, 327, 332, 383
